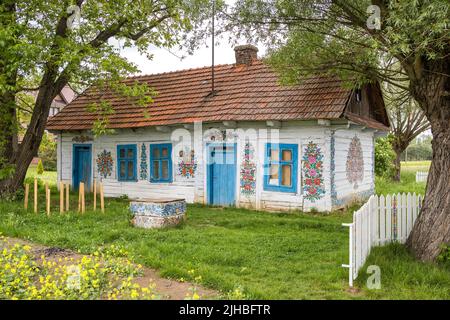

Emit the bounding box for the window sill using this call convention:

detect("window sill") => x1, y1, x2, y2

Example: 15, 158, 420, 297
263, 186, 297, 194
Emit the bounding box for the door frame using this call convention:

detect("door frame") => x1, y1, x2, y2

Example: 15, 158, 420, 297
206, 142, 237, 206
72, 144, 92, 190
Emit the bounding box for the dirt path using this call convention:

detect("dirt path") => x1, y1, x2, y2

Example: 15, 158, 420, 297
0, 237, 219, 300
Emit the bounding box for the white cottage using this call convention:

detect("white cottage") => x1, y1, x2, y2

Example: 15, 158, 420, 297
47, 45, 389, 212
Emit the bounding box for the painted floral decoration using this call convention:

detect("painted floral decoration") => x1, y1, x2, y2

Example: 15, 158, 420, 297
139, 143, 148, 180
302, 142, 325, 202
346, 136, 364, 189
177, 149, 197, 178
96, 150, 113, 179
240, 142, 256, 196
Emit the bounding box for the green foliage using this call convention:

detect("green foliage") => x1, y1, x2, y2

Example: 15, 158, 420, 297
25, 169, 56, 189
0, 0, 220, 190
230, 0, 450, 86
0, 238, 157, 300
38, 132, 57, 171
438, 244, 450, 264
403, 136, 433, 161
375, 136, 396, 178
375, 170, 426, 196
0, 187, 24, 202
36, 159, 44, 175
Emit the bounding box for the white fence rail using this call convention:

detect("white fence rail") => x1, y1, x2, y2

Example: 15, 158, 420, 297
416, 171, 428, 182
342, 193, 423, 286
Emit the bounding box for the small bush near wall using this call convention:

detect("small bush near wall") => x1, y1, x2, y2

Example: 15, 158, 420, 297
375, 136, 395, 178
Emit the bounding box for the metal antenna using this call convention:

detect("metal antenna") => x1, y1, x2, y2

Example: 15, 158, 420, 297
211, 0, 215, 94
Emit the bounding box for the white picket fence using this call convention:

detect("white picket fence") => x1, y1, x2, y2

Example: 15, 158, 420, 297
416, 171, 428, 182
342, 193, 423, 286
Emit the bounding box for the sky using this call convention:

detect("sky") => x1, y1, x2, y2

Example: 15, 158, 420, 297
115, 0, 267, 75
118, 41, 267, 76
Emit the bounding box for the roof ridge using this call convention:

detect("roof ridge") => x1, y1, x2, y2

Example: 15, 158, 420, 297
126, 61, 242, 79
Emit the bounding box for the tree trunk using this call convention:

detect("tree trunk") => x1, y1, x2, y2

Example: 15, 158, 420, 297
406, 57, 450, 261
0, 1, 19, 189
406, 123, 450, 261
0, 85, 56, 194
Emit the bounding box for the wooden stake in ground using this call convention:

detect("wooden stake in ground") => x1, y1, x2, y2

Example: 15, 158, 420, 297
79, 182, 85, 214
93, 178, 97, 211
24, 184, 29, 210
78, 184, 81, 212
65, 183, 69, 212
60, 182, 64, 213
100, 183, 104, 213
34, 177, 38, 213
46, 187, 51, 216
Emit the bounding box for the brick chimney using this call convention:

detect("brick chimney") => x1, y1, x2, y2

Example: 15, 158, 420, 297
234, 45, 258, 66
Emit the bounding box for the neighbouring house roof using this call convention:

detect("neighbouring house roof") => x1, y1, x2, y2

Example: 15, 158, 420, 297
46, 60, 389, 131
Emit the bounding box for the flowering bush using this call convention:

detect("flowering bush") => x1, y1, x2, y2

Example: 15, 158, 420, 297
0, 238, 157, 300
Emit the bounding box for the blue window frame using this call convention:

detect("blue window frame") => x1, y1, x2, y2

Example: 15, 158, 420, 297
150, 143, 173, 183
264, 143, 298, 193
117, 144, 137, 181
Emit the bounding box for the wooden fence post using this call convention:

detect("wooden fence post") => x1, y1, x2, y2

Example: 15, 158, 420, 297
93, 179, 97, 211
60, 182, 64, 213
100, 183, 104, 213
24, 184, 29, 210
34, 177, 38, 213
45, 182, 48, 203
78, 184, 81, 212
46, 187, 51, 216
79, 182, 85, 214
65, 183, 70, 211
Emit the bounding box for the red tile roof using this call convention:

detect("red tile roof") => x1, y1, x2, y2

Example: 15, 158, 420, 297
46, 60, 381, 131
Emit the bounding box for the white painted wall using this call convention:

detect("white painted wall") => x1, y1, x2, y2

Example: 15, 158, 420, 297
332, 128, 375, 208
56, 121, 376, 212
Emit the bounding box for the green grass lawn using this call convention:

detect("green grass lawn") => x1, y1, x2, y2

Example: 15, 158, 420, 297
375, 160, 430, 196
26, 165, 58, 187
0, 162, 447, 299
401, 160, 431, 172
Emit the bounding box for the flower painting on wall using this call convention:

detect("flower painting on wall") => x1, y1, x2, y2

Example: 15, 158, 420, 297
240, 142, 256, 196
96, 150, 113, 179
346, 136, 364, 189
302, 142, 325, 202
177, 149, 197, 179
139, 143, 148, 180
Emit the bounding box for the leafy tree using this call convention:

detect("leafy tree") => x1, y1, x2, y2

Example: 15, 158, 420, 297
375, 135, 395, 178
403, 136, 433, 161
0, 0, 216, 194
229, 0, 449, 261
384, 79, 430, 181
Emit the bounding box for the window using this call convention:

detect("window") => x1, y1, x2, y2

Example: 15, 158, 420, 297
150, 143, 172, 183
264, 143, 298, 193
117, 144, 137, 181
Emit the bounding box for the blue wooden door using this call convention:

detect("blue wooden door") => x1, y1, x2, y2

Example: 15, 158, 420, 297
207, 144, 236, 206
73, 145, 92, 190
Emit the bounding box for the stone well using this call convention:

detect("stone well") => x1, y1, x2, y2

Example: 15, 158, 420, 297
130, 198, 186, 229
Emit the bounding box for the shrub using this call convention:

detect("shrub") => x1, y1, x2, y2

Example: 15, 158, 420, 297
438, 244, 450, 264
36, 159, 44, 175
375, 136, 396, 178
